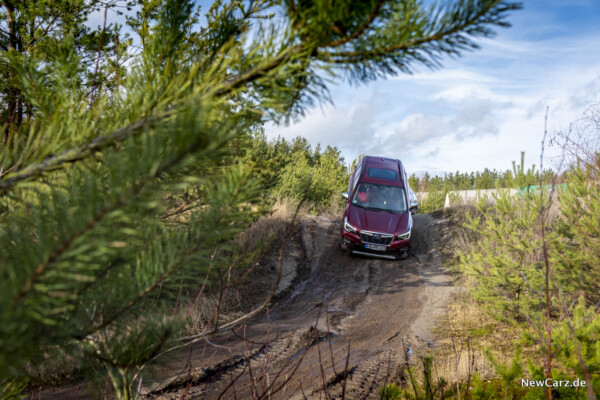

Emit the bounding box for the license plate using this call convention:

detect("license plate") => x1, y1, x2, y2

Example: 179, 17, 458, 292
365, 244, 386, 251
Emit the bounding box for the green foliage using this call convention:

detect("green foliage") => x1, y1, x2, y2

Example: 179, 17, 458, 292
412, 156, 558, 213
458, 150, 600, 396
0, 0, 522, 397
419, 189, 449, 213
484, 346, 523, 399
411, 158, 557, 195
0, 381, 25, 400
392, 356, 448, 400
380, 382, 402, 400
278, 150, 313, 200
241, 131, 348, 210
278, 146, 348, 211
305, 0, 522, 84
0, 0, 126, 132
409, 173, 419, 191
512, 151, 539, 189
552, 298, 600, 393
460, 188, 549, 316
470, 373, 499, 400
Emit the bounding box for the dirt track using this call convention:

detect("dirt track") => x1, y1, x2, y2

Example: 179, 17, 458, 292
146, 213, 455, 399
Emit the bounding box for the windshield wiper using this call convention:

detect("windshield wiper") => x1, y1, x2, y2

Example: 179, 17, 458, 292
367, 207, 389, 213
367, 207, 402, 214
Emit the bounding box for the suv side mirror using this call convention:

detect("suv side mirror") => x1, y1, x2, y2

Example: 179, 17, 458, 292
341, 192, 348, 201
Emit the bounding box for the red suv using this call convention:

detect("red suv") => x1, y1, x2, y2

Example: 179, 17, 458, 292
340, 156, 412, 260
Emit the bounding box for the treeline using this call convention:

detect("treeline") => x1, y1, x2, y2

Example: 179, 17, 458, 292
408, 152, 563, 213
410, 157, 561, 193
242, 133, 349, 210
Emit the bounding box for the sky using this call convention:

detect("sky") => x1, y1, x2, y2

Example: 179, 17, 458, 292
264, 0, 600, 176
87, 1, 600, 177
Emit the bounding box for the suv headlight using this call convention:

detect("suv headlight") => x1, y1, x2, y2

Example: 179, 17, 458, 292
396, 230, 411, 240
344, 217, 358, 233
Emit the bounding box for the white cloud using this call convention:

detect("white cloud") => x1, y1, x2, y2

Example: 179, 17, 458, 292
391, 68, 497, 85
265, 2, 600, 175
265, 101, 379, 161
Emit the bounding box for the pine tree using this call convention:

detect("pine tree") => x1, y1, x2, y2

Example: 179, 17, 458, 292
0, 0, 127, 141
460, 150, 600, 398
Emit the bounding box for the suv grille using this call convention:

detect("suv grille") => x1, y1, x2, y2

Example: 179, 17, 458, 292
360, 231, 393, 246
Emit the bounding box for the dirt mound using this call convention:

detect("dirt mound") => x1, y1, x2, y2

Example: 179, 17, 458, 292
141, 212, 455, 399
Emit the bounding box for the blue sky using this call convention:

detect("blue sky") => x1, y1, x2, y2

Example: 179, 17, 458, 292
88, 1, 600, 176
265, 0, 600, 175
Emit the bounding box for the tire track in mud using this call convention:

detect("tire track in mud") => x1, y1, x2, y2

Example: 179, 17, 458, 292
149, 213, 453, 399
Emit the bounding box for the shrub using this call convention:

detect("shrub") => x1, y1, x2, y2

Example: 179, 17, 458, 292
458, 155, 600, 396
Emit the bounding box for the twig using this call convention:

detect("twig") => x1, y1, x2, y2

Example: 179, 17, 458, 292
114, 34, 120, 90
134, 377, 143, 400
314, 305, 329, 400
177, 196, 307, 343
0, 111, 173, 194
465, 336, 473, 400
325, 306, 338, 377
383, 350, 392, 395
340, 341, 351, 399
446, 308, 463, 400
185, 263, 213, 320
217, 360, 249, 400
243, 325, 259, 399
402, 341, 420, 400
90, 6, 108, 106
540, 106, 553, 399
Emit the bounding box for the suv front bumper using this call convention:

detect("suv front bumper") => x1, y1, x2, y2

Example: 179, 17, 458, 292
340, 230, 409, 259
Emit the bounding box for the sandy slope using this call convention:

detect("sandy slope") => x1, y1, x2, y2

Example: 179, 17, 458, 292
144, 213, 456, 399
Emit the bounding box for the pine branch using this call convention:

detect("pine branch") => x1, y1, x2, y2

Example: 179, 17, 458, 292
2, 45, 305, 193
83, 243, 200, 337
88, 327, 171, 369
322, 0, 385, 48
80, 162, 253, 337
0, 112, 172, 194
213, 44, 306, 97
12, 193, 128, 306
10, 118, 226, 311
316, 1, 521, 65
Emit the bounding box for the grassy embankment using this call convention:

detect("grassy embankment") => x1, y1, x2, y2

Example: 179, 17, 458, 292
386, 154, 599, 400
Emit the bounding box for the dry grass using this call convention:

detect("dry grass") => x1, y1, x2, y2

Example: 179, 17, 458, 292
285, 194, 345, 221
426, 204, 542, 385
173, 197, 302, 336
319, 195, 346, 221
430, 291, 530, 382
235, 198, 297, 254
25, 348, 81, 386
440, 204, 484, 271
24, 199, 304, 387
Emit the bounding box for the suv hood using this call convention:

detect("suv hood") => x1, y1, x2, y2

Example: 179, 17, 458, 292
347, 205, 410, 234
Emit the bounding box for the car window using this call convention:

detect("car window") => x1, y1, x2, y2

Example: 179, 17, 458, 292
352, 164, 362, 194
367, 168, 397, 180
351, 182, 407, 213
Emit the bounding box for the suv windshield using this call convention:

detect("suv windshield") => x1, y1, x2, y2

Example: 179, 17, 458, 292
352, 182, 407, 213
